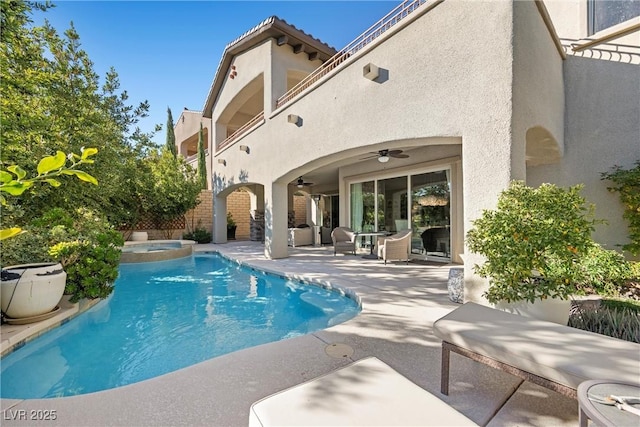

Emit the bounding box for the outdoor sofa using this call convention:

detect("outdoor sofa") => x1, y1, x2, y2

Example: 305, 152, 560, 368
288, 226, 313, 247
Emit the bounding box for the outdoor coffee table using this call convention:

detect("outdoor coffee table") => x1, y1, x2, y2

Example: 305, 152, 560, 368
577, 379, 640, 427
355, 231, 387, 259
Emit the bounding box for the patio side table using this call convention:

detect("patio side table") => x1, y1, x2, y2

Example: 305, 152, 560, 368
577, 379, 640, 427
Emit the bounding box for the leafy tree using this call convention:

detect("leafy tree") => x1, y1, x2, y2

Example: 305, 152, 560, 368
0, 1, 158, 229
0, 148, 98, 240
166, 107, 177, 158
602, 161, 640, 256
142, 148, 201, 237
197, 122, 207, 189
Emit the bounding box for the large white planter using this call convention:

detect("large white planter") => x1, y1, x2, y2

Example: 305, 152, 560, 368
130, 231, 149, 241
495, 297, 572, 325
1, 263, 66, 319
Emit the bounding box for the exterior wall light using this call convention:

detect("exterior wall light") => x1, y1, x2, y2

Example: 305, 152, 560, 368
363, 63, 379, 81
239, 145, 250, 153
287, 114, 300, 124
217, 159, 226, 166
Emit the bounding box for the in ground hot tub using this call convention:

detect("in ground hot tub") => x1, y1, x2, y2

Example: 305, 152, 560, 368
120, 240, 195, 263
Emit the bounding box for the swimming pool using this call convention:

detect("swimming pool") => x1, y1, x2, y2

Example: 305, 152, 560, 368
0, 253, 360, 399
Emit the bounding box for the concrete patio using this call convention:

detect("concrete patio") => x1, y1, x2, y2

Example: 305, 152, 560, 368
1, 241, 578, 426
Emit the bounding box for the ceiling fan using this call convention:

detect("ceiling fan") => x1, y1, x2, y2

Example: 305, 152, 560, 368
360, 149, 409, 163
296, 176, 314, 188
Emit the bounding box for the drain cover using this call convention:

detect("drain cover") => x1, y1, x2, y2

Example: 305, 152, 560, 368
325, 343, 354, 358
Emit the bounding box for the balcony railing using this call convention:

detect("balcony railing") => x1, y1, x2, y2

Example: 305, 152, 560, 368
216, 111, 265, 152
560, 38, 640, 64
276, 0, 429, 108
186, 149, 209, 165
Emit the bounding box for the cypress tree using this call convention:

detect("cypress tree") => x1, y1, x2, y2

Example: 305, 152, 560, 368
197, 122, 207, 189
166, 107, 177, 158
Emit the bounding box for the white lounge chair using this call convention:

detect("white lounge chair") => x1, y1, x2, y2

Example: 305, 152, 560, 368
249, 357, 477, 426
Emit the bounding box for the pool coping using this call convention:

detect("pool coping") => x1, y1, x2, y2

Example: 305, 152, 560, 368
0, 297, 104, 357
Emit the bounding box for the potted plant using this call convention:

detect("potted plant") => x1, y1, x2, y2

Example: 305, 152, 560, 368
227, 212, 237, 240
0, 149, 99, 322
466, 181, 601, 324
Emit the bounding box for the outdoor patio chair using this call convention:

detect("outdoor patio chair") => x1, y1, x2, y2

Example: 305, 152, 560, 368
377, 229, 412, 264
331, 227, 356, 255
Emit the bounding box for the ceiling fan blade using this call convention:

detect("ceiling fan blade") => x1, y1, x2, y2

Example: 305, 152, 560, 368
390, 153, 409, 158
359, 153, 379, 160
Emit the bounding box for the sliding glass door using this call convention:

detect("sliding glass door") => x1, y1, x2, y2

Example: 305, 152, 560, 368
411, 171, 450, 258
378, 176, 408, 233
350, 181, 375, 232
348, 168, 452, 261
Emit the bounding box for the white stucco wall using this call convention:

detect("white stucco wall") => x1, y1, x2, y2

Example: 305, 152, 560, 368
544, 0, 587, 39
512, 0, 565, 172
527, 55, 640, 258
212, 1, 520, 273
210, 0, 577, 303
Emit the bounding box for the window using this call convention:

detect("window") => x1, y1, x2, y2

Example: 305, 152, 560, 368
589, 0, 640, 35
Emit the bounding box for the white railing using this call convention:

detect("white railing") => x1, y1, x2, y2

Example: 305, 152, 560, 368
186, 149, 209, 165
276, 0, 429, 108
216, 112, 265, 152
560, 38, 640, 64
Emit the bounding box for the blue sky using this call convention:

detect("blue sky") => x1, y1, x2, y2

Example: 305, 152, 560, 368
36, 1, 398, 144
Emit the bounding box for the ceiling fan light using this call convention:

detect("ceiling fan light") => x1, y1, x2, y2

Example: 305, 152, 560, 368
378, 155, 390, 163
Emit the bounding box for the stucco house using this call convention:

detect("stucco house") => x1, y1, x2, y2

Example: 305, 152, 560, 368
175, 0, 639, 303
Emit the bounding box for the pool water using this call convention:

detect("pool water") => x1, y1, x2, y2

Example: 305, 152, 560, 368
0, 253, 360, 399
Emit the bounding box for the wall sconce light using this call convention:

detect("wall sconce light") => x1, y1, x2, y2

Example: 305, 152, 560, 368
239, 145, 250, 153
217, 159, 226, 166
287, 114, 300, 124
363, 63, 379, 81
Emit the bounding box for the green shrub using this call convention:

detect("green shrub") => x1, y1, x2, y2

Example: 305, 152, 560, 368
601, 298, 640, 312
183, 227, 211, 244
601, 161, 640, 256
0, 228, 53, 266
569, 305, 640, 343
1, 207, 123, 302
574, 243, 632, 296
466, 181, 601, 303
49, 229, 123, 302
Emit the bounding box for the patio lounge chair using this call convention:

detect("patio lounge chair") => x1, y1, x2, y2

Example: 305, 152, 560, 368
377, 229, 412, 264
249, 357, 478, 426
331, 227, 356, 255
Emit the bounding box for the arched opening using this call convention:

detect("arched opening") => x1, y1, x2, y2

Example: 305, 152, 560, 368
217, 74, 264, 140
526, 126, 562, 166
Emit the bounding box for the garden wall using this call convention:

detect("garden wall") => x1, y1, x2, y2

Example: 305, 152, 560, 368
138, 191, 304, 242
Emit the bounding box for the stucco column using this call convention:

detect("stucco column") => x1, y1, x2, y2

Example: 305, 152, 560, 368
264, 182, 289, 259
265, 40, 287, 116
462, 130, 516, 305
213, 194, 228, 244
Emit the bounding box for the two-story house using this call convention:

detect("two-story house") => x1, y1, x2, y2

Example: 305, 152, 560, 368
177, 0, 639, 303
